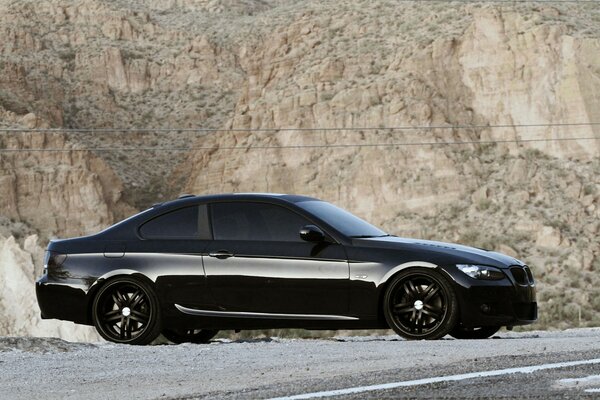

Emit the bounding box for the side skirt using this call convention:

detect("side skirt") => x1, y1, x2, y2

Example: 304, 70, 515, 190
174, 304, 359, 321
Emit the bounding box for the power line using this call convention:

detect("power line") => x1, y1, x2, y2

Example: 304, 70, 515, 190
392, 0, 599, 2
1, 122, 599, 133
0, 136, 597, 152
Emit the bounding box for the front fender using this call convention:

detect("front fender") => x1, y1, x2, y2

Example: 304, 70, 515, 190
377, 261, 439, 286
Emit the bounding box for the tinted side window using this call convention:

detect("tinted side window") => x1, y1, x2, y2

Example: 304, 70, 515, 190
140, 204, 211, 239
211, 202, 310, 242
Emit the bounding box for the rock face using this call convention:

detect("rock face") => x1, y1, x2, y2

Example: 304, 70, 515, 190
182, 3, 600, 330
0, 0, 247, 208
0, 0, 599, 340
0, 234, 99, 341
185, 4, 600, 191
0, 129, 134, 239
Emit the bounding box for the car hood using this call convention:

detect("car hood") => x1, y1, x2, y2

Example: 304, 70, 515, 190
353, 236, 524, 268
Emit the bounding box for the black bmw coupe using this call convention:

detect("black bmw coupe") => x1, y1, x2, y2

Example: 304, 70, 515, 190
36, 193, 536, 344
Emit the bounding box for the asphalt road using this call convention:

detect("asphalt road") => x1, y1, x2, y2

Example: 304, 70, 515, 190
2, 328, 600, 399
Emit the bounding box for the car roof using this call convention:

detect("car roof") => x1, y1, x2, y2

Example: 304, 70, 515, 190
153, 193, 319, 209
95, 193, 323, 240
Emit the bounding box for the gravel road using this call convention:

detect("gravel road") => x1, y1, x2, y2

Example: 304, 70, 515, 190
2, 328, 600, 399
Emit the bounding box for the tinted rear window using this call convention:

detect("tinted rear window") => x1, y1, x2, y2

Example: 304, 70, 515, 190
140, 204, 211, 239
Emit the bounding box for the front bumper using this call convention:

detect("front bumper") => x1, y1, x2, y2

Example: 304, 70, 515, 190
442, 265, 537, 328
36, 275, 91, 325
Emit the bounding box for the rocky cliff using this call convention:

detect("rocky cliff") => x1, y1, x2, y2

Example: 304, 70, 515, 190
0, 0, 599, 339
0, 234, 98, 340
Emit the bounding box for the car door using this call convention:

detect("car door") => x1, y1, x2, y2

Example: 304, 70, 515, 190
203, 201, 351, 316
134, 204, 214, 309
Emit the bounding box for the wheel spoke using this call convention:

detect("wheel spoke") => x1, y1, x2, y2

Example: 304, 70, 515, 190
115, 289, 129, 305
104, 310, 122, 322
119, 316, 126, 339
129, 312, 147, 324
423, 285, 440, 302
421, 308, 441, 320
409, 309, 417, 331
125, 318, 132, 339
130, 290, 144, 308
393, 302, 414, 314
111, 293, 122, 307
407, 280, 419, 297
421, 319, 438, 329
104, 309, 120, 318
131, 309, 149, 319
424, 303, 443, 313
403, 281, 418, 298
394, 305, 414, 314
422, 304, 443, 320
130, 322, 143, 333
415, 311, 423, 333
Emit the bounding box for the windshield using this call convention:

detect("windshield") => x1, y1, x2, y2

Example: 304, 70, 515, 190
297, 200, 387, 238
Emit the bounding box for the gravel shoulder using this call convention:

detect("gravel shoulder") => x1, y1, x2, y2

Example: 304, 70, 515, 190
2, 328, 600, 399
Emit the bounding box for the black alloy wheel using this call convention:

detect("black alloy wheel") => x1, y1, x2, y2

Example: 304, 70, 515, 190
449, 325, 500, 339
92, 277, 162, 345
384, 268, 458, 340
163, 329, 219, 344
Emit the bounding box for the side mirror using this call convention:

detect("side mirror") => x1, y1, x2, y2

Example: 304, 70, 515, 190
299, 225, 326, 243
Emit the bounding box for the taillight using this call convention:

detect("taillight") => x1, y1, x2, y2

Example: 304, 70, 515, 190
44, 251, 67, 272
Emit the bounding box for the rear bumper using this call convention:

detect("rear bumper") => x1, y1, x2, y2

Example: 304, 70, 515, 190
36, 275, 91, 325
442, 265, 537, 328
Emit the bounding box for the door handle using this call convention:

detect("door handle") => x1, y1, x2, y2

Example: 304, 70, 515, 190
208, 250, 234, 259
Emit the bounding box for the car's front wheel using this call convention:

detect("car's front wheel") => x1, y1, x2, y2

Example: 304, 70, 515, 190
384, 268, 458, 340
163, 329, 219, 344
449, 325, 500, 339
92, 277, 162, 345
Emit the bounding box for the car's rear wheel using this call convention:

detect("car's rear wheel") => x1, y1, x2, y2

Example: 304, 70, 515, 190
384, 268, 458, 340
163, 329, 219, 344
449, 325, 500, 339
92, 277, 162, 345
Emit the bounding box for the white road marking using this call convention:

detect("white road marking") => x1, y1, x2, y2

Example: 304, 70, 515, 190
586, 388, 600, 393
271, 358, 600, 400
558, 374, 600, 387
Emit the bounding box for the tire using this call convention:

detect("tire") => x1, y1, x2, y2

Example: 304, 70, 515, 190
92, 276, 162, 345
449, 325, 500, 339
163, 329, 219, 344
383, 268, 458, 340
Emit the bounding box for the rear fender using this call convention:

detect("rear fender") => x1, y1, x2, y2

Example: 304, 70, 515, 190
85, 269, 156, 324
89, 269, 156, 291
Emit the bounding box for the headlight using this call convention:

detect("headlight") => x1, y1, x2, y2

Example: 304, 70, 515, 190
456, 264, 505, 280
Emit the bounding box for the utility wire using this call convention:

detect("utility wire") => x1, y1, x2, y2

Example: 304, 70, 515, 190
0, 136, 597, 152
1, 122, 600, 133
391, 0, 599, 3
